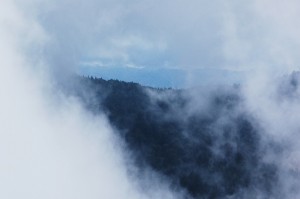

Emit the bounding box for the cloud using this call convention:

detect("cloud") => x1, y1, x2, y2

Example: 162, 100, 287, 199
0, 1, 183, 198
22, 0, 300, 77
4, 0, 300, 198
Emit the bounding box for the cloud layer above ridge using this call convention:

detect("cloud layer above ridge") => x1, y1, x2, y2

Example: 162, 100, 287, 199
26, 0, 300, 75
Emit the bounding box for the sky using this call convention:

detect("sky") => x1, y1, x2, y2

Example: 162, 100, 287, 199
79, 65, 245, 88
2, 0, 293, 88
64, 0, 300, 87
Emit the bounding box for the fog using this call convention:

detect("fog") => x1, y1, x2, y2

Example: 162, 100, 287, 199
0, 1, 181, 198
2, 0, 300, 198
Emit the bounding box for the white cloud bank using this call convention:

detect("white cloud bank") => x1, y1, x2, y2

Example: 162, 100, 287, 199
0, 1, 182, 198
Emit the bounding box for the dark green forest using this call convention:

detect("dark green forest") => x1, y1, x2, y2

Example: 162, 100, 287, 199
65, 76, 278, 199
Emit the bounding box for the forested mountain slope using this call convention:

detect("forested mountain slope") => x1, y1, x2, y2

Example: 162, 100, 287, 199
66, 76, 278, 199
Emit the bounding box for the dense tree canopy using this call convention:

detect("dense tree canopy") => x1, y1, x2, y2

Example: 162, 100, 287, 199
68, 76, 278, 199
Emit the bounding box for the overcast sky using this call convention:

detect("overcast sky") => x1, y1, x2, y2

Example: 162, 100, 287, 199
21, 0, 300, 86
